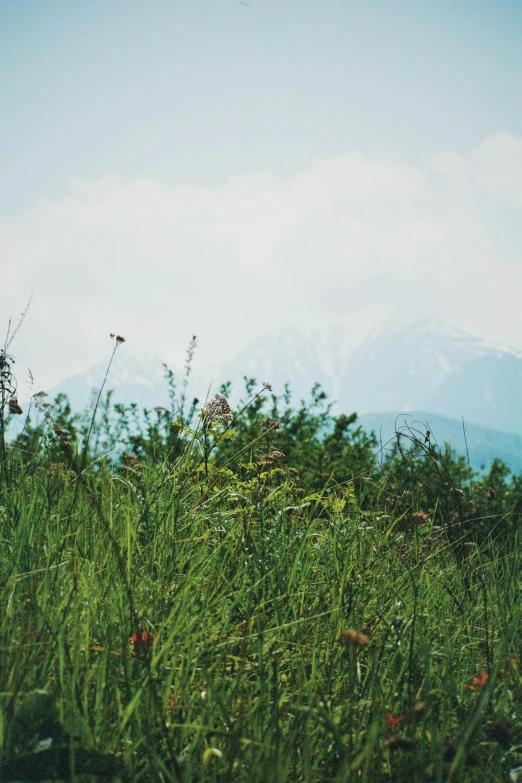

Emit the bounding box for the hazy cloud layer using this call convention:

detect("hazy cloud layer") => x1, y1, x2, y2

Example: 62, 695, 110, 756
2, 131, 521, 388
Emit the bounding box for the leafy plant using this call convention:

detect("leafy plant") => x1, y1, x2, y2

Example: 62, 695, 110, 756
1, 335, 521, 782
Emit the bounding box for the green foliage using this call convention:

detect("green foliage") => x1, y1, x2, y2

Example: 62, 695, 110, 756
212, 380, 378, 496
1, 359, 522, 781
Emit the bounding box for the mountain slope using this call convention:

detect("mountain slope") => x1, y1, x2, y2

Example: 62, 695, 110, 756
51, 350, 172, 412
337, 318, 522, 435
47, 318, 522, 467
358, 410, 522, 474
215, 328, 341, 401
428, 353, 522, 435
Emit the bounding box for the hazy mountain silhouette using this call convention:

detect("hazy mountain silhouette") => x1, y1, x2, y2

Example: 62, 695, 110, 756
48, 318, 522, 471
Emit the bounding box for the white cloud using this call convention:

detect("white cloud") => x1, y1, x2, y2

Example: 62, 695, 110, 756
474, 131, 522, 207
2, 132, 522, 388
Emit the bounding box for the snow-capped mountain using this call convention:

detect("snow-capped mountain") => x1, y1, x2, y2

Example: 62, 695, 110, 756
48, 318, 522, 442
49, 326, 356, 412
337, 319, 522, 435
215, 327, 350, 402
51, 349, 174, 412
218, 318, 522, 438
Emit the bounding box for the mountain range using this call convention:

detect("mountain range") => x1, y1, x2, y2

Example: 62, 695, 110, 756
47, 318, 522, 473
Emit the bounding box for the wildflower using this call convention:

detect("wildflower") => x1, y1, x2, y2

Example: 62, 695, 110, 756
386, 712, 405, 734
262, 381, 273, 391
261, 417, 281, 431
465, 670, 488, 691
203, 393, 232, 425
110, 333, 126, 344
343, 629, 370, 648
130, 628, 155, 650
260, 451, 286, 464
500, 655, 517, 675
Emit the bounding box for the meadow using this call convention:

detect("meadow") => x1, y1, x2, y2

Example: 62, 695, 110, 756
1, 338, 521, 782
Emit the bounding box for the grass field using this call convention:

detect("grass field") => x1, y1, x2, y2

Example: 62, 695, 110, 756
1, 346, 521, 782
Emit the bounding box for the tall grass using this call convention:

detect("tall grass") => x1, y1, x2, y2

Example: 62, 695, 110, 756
0, 347, 521, 782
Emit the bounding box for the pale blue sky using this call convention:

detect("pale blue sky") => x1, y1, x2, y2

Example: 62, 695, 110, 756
2, 0, 521, 211
1, 0, 522, 386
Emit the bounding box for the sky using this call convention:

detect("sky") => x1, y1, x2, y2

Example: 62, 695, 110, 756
1, 0, 522, 389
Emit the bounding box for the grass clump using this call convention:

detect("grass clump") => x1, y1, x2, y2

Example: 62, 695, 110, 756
0, 337, 521, 782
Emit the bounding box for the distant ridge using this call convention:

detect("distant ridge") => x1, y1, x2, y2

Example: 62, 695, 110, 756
47, 318, 522, 471
50, 350, 172, 412
337, 318, 522, 436
218, 317, 522, 436
357, 411, 522, 475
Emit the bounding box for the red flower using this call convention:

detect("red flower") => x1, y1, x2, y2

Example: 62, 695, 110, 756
465, 670, 488, 691
130, 628, 155, 650
386, 712, 405, 734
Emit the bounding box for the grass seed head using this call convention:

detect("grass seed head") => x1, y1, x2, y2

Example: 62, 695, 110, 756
8, 397, 23, 415
343, 628, 370, 648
